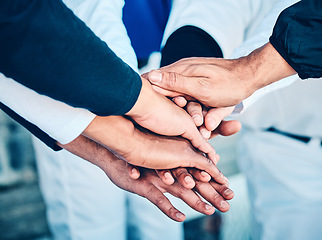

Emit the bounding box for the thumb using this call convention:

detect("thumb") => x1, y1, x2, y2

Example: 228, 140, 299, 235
148, 70, 199, 98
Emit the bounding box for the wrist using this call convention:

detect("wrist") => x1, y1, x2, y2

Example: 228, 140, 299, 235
241, 43, 296, 94
82, 116, 137, 159
126, 77, 153, 120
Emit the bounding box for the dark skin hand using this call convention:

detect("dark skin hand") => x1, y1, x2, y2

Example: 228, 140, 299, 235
59, 135, 234, 222
146, 43, 296, 108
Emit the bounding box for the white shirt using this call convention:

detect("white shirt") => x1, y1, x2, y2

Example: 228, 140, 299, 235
0, 0, 138, 144
162, 0, 278, 58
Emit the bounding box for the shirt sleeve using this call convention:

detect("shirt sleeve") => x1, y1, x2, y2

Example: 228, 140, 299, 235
0, 0, 141, 116
0, 74, 96, 146
269, 0, 322, 79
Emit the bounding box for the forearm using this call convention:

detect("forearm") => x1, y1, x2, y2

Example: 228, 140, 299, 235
238, 42, 296, 95
0, 0, 141, 116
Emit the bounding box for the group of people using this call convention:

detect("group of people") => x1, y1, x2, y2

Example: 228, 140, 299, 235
0, 0, 321, 239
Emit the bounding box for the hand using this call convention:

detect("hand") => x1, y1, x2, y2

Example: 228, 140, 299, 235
127, 166, 234, 214
184, 102, 241, 139
59, 136, 233, 221
146, 43, 296, 108
128, 165, 214, 189
82, 115, 228, 184
126, 103, 240, 187
126, 77, 216, 161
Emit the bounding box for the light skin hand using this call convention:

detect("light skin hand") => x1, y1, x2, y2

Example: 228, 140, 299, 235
126, 77, 217, 162
82, 115, 228, 184
146, 43, 296, 108
127, 103, 240, 187
58, 135, 224, 222
184, 102, 241, 139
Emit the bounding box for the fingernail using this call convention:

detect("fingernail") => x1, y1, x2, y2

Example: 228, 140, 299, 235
192, 114, 202, 126
201, 171, 208, 177
131, 168, 138, 174
200, 128, 210, 139
220, 201, 229, 209
149, 70, 162, 83
164, 172, 172, 179
184, 176, 194, 184
205, 204, 213, 210
200, 172, 211, 182
224, 189, 233, 195
176, 212, 184, 219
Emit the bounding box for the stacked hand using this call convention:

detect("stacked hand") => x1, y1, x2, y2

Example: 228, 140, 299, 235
60, 135, 234, 222
59, 49, 254, 220
145, 43, 296, 108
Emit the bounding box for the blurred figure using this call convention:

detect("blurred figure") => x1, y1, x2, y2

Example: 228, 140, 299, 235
237, 77, 322, 240
0, 111, 33, 186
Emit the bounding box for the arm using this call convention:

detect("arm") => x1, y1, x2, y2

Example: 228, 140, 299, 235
0, 0, 213, 155
0, 0, 141, 116
0, 0, 135, 150
146, 0, 317, 108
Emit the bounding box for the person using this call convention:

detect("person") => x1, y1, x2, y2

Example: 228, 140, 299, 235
146, 0, 322, 110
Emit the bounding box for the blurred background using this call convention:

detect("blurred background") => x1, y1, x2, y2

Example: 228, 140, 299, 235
0, 100, 251, 240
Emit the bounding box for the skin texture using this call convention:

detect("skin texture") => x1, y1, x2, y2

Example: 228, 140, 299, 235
146, 43, 296, 108
128, 100, 241, 188
126, 77, 216, 161
59, 135, 234, 222
82, 115, 228, 185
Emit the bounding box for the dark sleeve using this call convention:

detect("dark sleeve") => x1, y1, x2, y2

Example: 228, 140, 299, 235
161, 26, 223, 67
269, 0, 322, 79
0, 0, 141, 116
0, 102, 61, 151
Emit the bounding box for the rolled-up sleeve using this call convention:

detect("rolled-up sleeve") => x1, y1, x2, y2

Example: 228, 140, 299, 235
0, 0, 141, 116
269, 0, 322, 79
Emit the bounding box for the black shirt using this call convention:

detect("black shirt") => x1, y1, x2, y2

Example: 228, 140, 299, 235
270, 0, 322, 79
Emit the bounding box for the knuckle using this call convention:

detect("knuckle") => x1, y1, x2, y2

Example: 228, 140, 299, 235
168, 72, 178, 88
155, 195, 166, 206
177, 184, 187, 197
195, 199, 204, 208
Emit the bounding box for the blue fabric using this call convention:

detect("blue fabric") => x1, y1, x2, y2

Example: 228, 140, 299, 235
123, 0, 172, 59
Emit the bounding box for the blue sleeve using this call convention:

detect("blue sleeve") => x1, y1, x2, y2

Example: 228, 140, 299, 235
0, 0, 142, 116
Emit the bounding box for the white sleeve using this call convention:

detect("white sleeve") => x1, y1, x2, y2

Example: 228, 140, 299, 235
0, 0, 138, 144
0, 74, 96, 144
231, 0, 300, 114
162, 0, 278, 58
